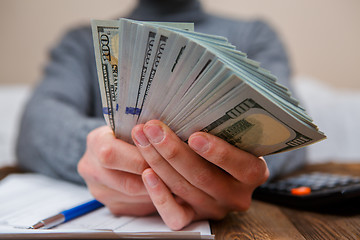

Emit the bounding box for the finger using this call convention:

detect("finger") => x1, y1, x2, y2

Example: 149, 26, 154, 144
87, 126, 148, 174
108, 202, 156, 216
188, 132, 269, 185
132, 123, 254, 214
87, 181, 152, 204
78, 153, 148, 196
142, 168, 195, 230
132, 124, 213, 204
133, 120, 236, 197
89, 184, 155, 216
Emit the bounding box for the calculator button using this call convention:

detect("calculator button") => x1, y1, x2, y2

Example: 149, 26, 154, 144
291, 186, 311, 196
350, 177, 360, 184
311, 184, 324, 191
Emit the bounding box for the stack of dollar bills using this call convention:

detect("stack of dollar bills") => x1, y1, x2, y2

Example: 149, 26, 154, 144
91, 18, 326, 157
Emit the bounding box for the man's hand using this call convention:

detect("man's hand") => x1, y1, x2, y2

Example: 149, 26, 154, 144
132, 120, 269, 230
78, 126, 156, 216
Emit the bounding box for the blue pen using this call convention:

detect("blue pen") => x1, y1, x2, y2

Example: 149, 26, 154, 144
29, 199, 104, 229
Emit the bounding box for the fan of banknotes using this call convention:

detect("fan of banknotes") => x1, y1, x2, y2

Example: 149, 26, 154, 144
91, 18, 326, 157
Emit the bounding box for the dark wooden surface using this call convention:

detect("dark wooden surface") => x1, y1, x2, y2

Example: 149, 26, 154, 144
1, 163, 360, 240
210, 163, 360, 240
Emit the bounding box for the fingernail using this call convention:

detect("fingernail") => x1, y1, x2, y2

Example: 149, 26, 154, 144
133, 128, 150, 147
144, 124, 164, 144
189, 134, 210, 153
144, 172, 159, 188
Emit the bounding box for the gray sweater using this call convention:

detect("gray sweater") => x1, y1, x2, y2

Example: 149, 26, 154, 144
16, 0, 305, 184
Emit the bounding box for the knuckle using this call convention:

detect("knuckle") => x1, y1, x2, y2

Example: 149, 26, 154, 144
86, 127, 117, 169
245, 158, 268, 185
163, 144, 180, 162
77, 154, 102, 183
259, 167, 270, 185
77, 157, 86, 177
97, 144, 115, 167
86, 129, 98, 147
77, 155, 93, 180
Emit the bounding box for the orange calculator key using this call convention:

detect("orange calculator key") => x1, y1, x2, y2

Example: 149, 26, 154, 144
291, 186, 312, 196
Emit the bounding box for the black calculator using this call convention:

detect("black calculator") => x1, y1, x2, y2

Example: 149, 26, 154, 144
253, 172, 360, 209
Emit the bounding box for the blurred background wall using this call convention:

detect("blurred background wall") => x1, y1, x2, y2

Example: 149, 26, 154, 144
0, 0, 360, 167
0, 0, 359, 89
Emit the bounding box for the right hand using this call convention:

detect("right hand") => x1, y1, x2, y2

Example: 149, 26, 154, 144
78, 125, 156, 216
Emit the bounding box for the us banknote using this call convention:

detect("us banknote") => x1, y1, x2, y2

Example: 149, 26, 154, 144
91, 18, 326, 155
91, 19, 121, 131
176, 81, 324, 156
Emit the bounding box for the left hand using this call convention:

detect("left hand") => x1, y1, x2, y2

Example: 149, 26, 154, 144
78, 126, 155, 216
131, 120, 269, 230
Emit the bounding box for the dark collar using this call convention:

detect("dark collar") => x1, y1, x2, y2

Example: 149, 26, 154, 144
128, 0, 206, 23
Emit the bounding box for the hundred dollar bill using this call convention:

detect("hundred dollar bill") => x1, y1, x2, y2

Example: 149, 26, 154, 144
127, 20, 195, 119
146, 22, 194, 32
176, 81, 326, 156
136, 30, 172, 115
168, 69, 235, 129
137, 32, 190, 124
120, 22, 158, 141
169, 28, 310, 123
91, 19, 121, 131
202, 43, 313, 126
115, 19, 194, 141
91, 18, 326, 155
114, 19, 138, 142
142, 41, 208, 122
159, 50, 217, 120
165, 60, 227, 125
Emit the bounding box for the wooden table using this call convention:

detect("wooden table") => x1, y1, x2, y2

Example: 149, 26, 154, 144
1, 163, 360, 240
211, 163, 360, 240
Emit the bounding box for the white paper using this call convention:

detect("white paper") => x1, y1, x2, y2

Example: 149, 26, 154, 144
0, 173, 213, 239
